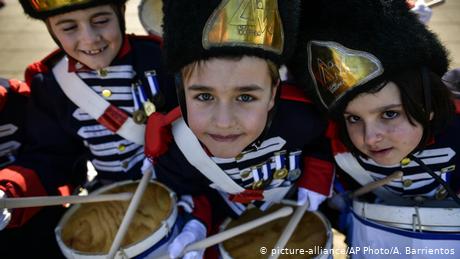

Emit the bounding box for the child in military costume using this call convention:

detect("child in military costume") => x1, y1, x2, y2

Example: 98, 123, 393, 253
0, 0, 176, 257
290, 0, 460, 258
145, 0, 334, 258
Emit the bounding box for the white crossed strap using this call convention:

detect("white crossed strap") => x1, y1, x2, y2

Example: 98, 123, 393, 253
172, 118, 290, 202
52, 57, 145, 145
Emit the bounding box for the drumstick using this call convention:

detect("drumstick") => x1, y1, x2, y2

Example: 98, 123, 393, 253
351, 170, 403, 198
155, 206, 293, 259
268, 203, 309, 259
0, 192, 133, 209
107, 169, 153, 259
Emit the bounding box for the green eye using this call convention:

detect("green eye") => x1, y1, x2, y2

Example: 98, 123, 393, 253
237, 94, 254, 102
196, 93, 213, 101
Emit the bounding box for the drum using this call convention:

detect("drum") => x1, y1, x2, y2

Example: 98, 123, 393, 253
138, 0, 163, 37
219, 205, 333, 259
349, 200, 460, 259
352, 199, 460, 232
55, 180, 178, 259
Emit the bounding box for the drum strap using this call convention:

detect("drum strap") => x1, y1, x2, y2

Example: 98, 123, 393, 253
172, 118, 291, 201
52, 57, 145, 145
335, 152, 408, 204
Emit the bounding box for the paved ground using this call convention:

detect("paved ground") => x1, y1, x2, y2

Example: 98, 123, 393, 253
0, 0, 458, 258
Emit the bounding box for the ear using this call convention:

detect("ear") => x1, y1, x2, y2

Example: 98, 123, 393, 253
268, 79, 279, 110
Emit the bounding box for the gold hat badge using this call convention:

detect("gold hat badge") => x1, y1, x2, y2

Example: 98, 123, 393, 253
203, 0, 284, 54
307, 41, 384, 109
30, 0, 92, 12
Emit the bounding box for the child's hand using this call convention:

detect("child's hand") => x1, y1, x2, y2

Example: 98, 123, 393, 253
168, 219, 207, 259
297, 187, 327, 211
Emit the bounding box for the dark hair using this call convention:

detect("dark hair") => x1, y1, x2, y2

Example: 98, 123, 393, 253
333, 68, 455, 157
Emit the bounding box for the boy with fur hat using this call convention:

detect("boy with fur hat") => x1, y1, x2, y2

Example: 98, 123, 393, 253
290, 0, 460, 257
0, 0, 176, 257
145, 0, 334, 257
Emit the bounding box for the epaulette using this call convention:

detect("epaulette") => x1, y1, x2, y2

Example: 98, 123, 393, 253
0, 78, 30, 111
279, 83, 312, 104
24, 48, 63, 86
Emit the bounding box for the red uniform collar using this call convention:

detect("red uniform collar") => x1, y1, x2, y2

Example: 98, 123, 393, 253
67, 35, 132, 72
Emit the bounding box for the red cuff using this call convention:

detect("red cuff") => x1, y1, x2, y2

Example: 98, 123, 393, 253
0, 166, 47, 228
297, 157, 334, 196
190, 195, 213, 234
145, 107, 181, 159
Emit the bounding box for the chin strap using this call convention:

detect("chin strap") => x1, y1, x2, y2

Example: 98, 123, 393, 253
421, 67, 432, 118
408, 154, 460, 206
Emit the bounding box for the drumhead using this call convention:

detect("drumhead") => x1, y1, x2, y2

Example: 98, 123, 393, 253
56, 180, 177, 257
138, 0, 163, 37
220, 205, 332, 259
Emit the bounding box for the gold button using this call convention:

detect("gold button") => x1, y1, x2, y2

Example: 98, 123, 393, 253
403, 179, 412, 187
235, 153, 244, 160
240, 170, 251, 178
435, 187, 448, 200
118, 144, 126, 151
102, 89, 112, 98
274, 168, 288, 179
252, 180, 264, 190
98, 68, 108, 77
400, 158, 411, 166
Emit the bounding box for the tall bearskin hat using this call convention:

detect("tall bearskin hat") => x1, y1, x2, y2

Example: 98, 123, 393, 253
289, 0, 449, 111
162, 0, 301, 73
19, 0, 128, 20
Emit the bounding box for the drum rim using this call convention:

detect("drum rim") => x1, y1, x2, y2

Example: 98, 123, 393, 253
138, 0, 163, 37
218, 206, 333, 259
352, 199, 460, 232
55, 180, 178, 257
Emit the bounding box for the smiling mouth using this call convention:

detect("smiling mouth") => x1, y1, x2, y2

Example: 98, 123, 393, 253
81, 46, 108, 55
369, 147, 392, 156
209, 134, 241, 142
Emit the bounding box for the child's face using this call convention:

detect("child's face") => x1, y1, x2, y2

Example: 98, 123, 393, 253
47, 5, 122, 70
344, 82, 424, 165
183, 57, 277, 158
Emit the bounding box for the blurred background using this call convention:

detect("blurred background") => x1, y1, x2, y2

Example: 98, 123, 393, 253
0, 0, 459, 80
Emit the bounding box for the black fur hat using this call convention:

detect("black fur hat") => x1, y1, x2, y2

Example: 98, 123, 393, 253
19, 0, 128, 20
289, 0, 449, 111
162, 0, 300, 73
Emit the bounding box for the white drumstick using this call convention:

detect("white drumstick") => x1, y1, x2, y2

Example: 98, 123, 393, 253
107, 169, 153, 259
268, 203, 308, 259
351, 170, 403, 198
156, 206, 293, 259
0, 192, 133, 209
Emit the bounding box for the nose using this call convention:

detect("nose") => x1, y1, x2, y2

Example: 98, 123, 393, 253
212, 102, 236, 129
80, 24, 101, 44
363, 121, 384, 146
